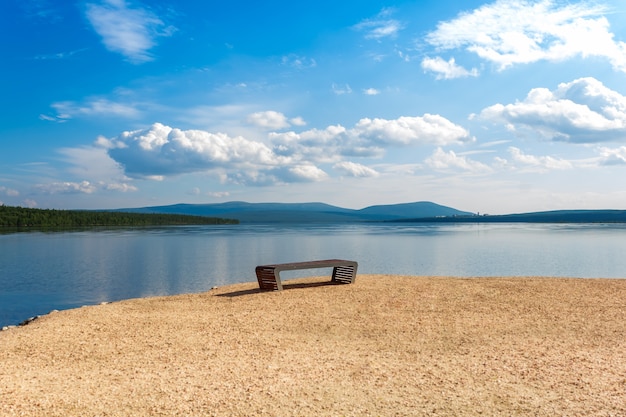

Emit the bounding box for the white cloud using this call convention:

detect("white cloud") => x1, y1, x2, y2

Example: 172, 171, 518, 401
46, 98, 142, 120
354, 114, 472, 146
33, 180, 137, 195
354, 8, 402, 40
245, 111, 305, 130
479, 77, 626, 143
363, 88, 380, 95
334, 161, 379, 178
421, 56, 479, 79
508, 146, 573, 170
246, 111, 290, 130
425, 148, 492, 173
103, 114, 470, 186
285, 165, 328, 182
34, 181, 98, 194
270, 125, 356, 163
425, 0, 626, 72
289, 116, 307, 127
597, 146, 626, 165
85, 0, 174, 63
270, 114, 471, 163
103, 182, 138, 192
106, 123, 278, 178
271, 114, 472, 163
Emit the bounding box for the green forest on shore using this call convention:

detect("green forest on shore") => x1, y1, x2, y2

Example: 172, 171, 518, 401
0, 205, 238, 228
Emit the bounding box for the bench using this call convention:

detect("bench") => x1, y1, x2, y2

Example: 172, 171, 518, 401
255, 259, 358, 291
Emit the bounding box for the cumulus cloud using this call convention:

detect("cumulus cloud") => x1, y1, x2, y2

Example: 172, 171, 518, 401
283, 165, 328, 182
508, 147, 572, 170
270, 125, 358, 163
270, 114, 471, 163
101, 123, 326, 186
354, 8, 402, 40
104, 123, 278, 178
479, 77, 626, 143
425, 148, 492, 173
421, 56, 479, 79
102, 115, 470, 185
290, 116, 307, 127
425, 0, 626, 72
246, 111, 290, 130
334, 161, 379, 178
85, 0, 175, 63
246, 111, 305, 130
354, 114, 472, 146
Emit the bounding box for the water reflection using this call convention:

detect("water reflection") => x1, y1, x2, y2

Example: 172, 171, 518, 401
2, 223, 626, 327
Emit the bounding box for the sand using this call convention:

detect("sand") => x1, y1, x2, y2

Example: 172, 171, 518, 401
1, 275, 625, 416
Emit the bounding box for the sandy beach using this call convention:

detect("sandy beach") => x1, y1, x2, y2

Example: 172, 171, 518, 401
1, 274, 625, 416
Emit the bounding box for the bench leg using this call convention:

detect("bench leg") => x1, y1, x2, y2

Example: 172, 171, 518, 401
331, 264, 357, 284
255, 267, 283, 291
274, 271, 284, 291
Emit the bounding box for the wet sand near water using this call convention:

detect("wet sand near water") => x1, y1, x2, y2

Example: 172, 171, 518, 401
1, 275, 625, 416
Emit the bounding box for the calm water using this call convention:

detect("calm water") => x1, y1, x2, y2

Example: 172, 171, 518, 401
1, 222, 625, 327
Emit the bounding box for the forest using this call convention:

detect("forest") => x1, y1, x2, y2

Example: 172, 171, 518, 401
0, 205, 238, 228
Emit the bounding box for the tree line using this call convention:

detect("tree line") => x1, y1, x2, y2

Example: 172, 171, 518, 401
0, 205, 238, 228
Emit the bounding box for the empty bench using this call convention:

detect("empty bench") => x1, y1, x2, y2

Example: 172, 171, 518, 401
255, 259, 358, 291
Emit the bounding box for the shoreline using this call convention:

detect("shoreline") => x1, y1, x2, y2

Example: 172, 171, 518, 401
2, 275, 625, 416
3, 275, 625, 332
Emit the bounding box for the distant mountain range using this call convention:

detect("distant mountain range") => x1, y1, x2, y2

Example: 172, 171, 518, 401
114, 202, 626, 224
115, 201, 473, 223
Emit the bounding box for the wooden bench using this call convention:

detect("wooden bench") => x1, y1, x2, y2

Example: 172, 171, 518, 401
255, 259, 358, 291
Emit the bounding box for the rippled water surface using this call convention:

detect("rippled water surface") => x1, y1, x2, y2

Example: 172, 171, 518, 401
2, 223, 625, 327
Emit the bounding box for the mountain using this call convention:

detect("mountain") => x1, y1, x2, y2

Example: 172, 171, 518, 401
357, 201, 471, 220
111, 203, 626, 224
115, 201, 473, 223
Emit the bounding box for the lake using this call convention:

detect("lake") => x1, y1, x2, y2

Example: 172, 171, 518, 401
1, 222, 625, 328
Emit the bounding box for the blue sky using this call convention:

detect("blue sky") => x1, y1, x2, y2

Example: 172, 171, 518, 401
2, 0, 626, 213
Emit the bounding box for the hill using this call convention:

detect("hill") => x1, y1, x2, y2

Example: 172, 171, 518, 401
117, 201, 473, 223
357, 201, 471, 220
